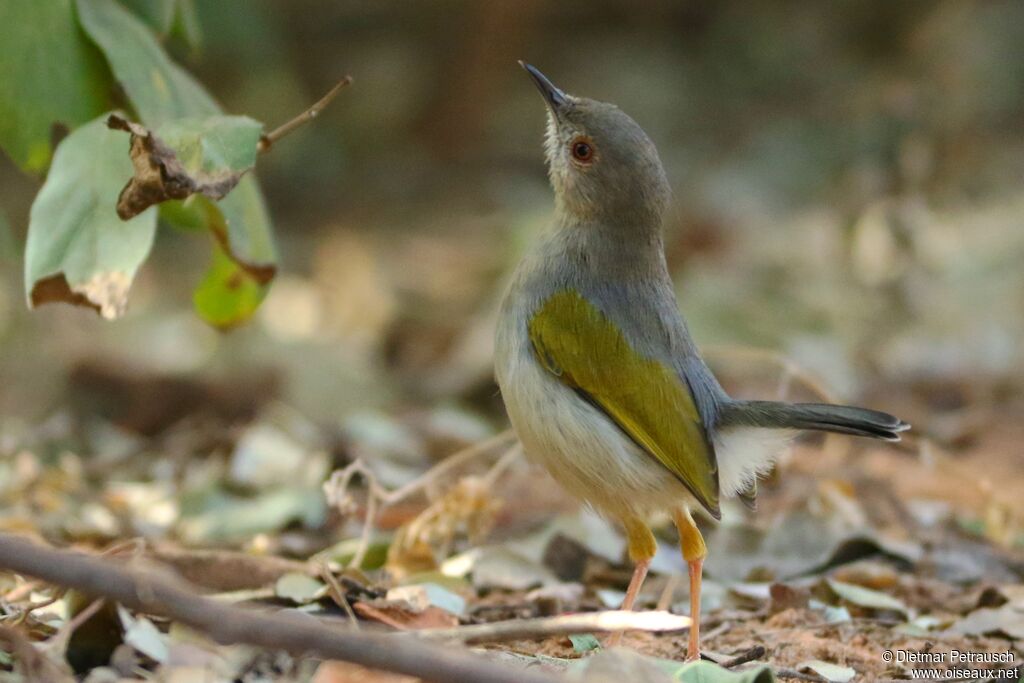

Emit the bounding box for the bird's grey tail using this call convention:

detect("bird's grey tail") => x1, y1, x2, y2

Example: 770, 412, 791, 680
719, 401, 910, 442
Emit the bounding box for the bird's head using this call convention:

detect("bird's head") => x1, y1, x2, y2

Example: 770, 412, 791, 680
521, 62, 671, 227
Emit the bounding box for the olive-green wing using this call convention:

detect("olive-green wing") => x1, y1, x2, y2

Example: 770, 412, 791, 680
527, 289, 720, 515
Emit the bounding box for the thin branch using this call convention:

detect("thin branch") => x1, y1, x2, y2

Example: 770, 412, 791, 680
0, 625, 75, 683
702, 345, 838, 403
481, 444, 522, 487
44, 598, 105, 655
385, 430, 517, 505
258, 76, 353, 153
318, 562, 359, 629
655, 574, 682, 612
719, 645, 767, 668
0, 534, 558, 683
8, 588, 65, 625
324, 430, 517, 569
776, 668, 828, 682
414, 610, 691, 645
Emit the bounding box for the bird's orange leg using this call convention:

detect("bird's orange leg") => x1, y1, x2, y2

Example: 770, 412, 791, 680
672, 507, 707, 662
605, 516, 656, 648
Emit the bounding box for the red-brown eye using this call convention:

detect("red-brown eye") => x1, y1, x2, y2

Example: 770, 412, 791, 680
570, 138, 594, 163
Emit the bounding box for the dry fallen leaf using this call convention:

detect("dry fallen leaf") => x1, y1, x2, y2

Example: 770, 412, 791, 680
352, 600, 459, 630
312, 660, 422, 683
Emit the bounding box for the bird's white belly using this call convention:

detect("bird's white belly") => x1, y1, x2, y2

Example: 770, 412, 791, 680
496, 340, 698, 520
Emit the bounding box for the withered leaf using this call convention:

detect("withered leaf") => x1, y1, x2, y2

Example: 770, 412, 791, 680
352, 600, 459, 630
107, 113, 262, 219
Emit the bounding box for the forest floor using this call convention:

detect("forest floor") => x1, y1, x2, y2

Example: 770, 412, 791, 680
1, 367, 1022, 682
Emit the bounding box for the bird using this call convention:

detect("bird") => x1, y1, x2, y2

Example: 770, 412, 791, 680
494, 62, 910, 660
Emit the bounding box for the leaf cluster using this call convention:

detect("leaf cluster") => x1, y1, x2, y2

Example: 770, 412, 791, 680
1, 0, 277, 326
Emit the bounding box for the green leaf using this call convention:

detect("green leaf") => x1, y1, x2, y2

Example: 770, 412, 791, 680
215, 175, 277, 280
569, 633, 601, 654
313, 537, 392, 571
274, 572, 327, 605
570, 651, 775, 683
178, 487, 325, 543
671, 660, 775, 683
0, 0, 109, 172
75, 0, 218, 125
172, 0, 202, 50
76, 0, 276, 319
24, 114, 157, 318
159, 199, 209, 232
192, 240, 268, 328
118, 0, 177, 35
159, 115, 262, 175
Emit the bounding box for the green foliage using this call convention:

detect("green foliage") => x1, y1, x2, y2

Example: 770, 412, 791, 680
75, 0, 219, 124
216, 175, 277, 277
0, 0, 109, 172
118, 0, 177, 35
118, 0, 201, 46
568, 633, 601, 654
670, 661, 775, 683
24, 115, 158, 318
192, 241, 268, 329
8, 0, 279, 326
158, 115, 263, 177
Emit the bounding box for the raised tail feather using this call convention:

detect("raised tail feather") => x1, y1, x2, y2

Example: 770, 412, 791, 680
720, 401, 910, 442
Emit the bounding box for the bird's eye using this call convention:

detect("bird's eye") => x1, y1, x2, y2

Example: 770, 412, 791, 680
570, 137, 594, 163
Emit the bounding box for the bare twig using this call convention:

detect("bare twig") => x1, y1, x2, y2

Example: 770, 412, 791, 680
655, 574, 682, 612
776, 668, 828, 682
481, 444, 522, 487
258, 76, 353, 152
0, 534, 557, 683
318, 563, 359, 629
44, 598, 105, 655
8, 588, 65, 625
702, 345, 838, 403
3, 580, 42, 603
415, 610, 691, 645
324, 430, 517, 568
385, 430, 517, 505
719, 645, 767, 668
386, 442, 521, 571
0, 625, 75, 683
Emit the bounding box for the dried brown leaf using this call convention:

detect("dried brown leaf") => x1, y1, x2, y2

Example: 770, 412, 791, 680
353, 600, 459, 631
107, 114, 258, 219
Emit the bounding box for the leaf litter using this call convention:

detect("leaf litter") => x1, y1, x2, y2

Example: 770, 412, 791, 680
1, 368, 1023, 682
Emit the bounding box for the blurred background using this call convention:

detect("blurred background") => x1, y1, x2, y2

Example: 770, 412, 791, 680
1, 0, 1023, 542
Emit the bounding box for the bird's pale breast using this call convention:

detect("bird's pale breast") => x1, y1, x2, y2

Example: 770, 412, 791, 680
494, 291, 699, 519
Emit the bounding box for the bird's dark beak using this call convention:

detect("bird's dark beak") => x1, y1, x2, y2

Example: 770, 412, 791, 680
519, 61, 569, 118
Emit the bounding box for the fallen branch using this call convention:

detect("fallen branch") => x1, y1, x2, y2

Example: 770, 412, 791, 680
415, 610, 691, 645
258, 76, 353, 152
0, 534, 557, 683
